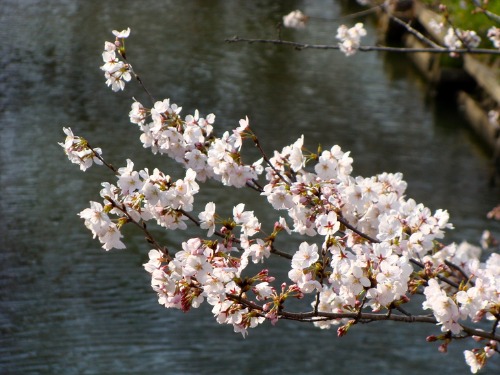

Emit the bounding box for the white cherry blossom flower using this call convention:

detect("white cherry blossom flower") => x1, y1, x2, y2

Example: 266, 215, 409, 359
291, 242, 319, 269
464, 350, 484, 374
112, 27, 131, 38
199, 202, 216, 236
488, 27, 500, 49
316, 211, 340, 236
283, 10, 308, 29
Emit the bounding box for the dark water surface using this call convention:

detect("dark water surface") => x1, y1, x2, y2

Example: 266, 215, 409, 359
1, 0, 499, 374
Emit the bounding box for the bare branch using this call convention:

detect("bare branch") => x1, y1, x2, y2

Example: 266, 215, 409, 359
387, 14, 443, 49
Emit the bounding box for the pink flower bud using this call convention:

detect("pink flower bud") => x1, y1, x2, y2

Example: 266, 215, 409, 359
438, 343, 448, 353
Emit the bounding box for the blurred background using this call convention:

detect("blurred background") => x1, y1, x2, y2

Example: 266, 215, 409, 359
1, 0, 499, 374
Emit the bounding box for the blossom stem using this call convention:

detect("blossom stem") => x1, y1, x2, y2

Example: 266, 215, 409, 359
119, 54, 156, 105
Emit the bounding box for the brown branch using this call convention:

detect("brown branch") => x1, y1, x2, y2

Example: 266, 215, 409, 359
461, 323, 500, 342
246, 179, 264, 192
230, 293, 500, 341
280, 309, 438, 324
270, 244, 293, 259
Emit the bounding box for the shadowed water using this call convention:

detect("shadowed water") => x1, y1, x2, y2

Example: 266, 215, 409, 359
1, 0, 499, 374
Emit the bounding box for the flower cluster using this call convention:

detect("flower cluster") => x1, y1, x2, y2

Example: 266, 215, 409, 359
262, 137, 454, 328
143, 239, 273, 337
79, 201, 126, 250
129, 99, 262, 186
336, 23, 367, 56
465, 343, 498, 374
59, 127, 103, 171
66, 153, 203, 250
100, 28, 132, 91
443, 28, 481, 51
282, 10, 309, 30
428, 242, 500, 325
61, 27, 500, 373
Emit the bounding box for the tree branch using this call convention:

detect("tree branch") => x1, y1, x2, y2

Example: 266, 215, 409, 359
225, 36, 500, 55
230, 292, 500, 341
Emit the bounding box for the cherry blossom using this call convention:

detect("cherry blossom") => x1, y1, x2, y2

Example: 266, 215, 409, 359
282, 10, 308, 29
336, 23, 367, 56
199, 202, 216, 236
59, 127, 103, 171
112, 28, 131, 38
464, 349, 485, 374
423, 278, 462, 334
488, 27, 500, 49
444, 28, 481, 51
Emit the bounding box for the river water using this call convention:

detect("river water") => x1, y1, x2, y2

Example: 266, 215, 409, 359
1, 0, 499, 374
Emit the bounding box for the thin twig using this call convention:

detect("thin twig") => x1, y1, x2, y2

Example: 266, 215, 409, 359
87, 143, 119, 174
119, 53, 156, 105
388, 14, 443, 49
470, 0, 500, 25
246, 179, 264, 192
252, 136, 289, 184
